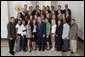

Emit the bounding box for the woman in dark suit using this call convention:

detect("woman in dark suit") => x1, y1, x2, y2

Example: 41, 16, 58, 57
56, 20, 63, 51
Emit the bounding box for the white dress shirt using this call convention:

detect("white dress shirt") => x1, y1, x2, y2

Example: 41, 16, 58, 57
62, 23, 70, 39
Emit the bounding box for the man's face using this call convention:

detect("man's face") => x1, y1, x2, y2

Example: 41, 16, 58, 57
71, 20, 75, 25
38, 17, 41, 22
18, 14, 21, 18
10, 18, 15, 23
65, 4, 68, 9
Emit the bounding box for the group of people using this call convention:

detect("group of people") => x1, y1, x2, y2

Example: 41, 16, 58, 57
7, 4, 78, 55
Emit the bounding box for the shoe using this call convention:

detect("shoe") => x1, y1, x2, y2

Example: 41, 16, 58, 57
23, 49, 27, 52
39, 49, 41, 51
42, 49, 45, 51
46, 48, 50, 51
51, 48, 55, 50
10, 52, 15, 55
13, 51, 15, 53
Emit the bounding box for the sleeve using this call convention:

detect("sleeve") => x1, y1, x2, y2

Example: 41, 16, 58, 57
72, 25, 78, 37
43, 23, 46, 35
21, 25, 23, 36
15, 24, 18, 29
7, 23, 12, 38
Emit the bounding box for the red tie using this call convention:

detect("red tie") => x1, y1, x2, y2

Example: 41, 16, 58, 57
39, 22, 40, 29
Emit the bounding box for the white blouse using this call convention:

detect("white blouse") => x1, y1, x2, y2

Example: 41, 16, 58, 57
51, 24, 57, 33
21, 24, 27, 36
16, 24, 21, 34
33, 25, 37, 33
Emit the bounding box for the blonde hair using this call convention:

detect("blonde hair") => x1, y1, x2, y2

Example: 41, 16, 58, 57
51, 19, 56, 25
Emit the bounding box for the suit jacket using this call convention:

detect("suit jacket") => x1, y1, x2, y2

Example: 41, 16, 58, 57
36, 21, 46, 37
69, 23, 78, 40
32, 9, 41, 16
20, 12, 25, 20
63, 8, 71, 15
56, 25, 63, 37
7, 22, 16, 39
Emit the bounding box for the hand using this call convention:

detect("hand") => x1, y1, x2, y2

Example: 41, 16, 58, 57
43, 34, 45, 38
32, 35, 34, 38
23, 36, 24, 39
46, 35, 49, 38
56, 35, 58, 37
10, 38, 12, 40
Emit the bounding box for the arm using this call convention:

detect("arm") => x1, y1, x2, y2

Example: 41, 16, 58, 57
16, 28, 18, 40
47, 25, 51, 38
7, 23, 12, 39
27, 25, 31, 38
43, 23, 46, 38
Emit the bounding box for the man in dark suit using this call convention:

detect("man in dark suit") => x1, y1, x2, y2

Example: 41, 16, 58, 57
20, 8, 25, 20
63, 4, 71, 15
36, 17, 46, 51
7, 17, 16, 55
32, 5, 41, 16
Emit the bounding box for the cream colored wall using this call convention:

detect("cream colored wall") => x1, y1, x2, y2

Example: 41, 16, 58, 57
1, 1, 9, 38
38, 1, 51, 10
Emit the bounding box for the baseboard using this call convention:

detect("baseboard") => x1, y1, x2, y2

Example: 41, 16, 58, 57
1, 38, 8, 40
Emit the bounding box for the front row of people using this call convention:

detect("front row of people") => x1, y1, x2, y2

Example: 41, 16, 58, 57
7, 17, 78, 55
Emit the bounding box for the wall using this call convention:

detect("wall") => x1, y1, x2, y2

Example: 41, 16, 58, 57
1, 1, 9, 38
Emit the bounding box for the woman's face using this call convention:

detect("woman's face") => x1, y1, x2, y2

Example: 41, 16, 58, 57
34, 15, 37, 19
52, 15, 56, 19
22, 21, 25, 25
18, 20, 21, 24
18, 14, 21, 18
41, 15, 44, 20
58, 20, 61, 25
46, 11, 48, 14
33, 20, 36, 24
30, 15, 33, 20
28, 20, 30, 24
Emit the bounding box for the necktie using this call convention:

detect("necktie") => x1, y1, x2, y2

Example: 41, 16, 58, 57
39, 22, 40, 29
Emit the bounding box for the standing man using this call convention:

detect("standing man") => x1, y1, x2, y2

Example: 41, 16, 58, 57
63, 4, 71, 15
36, 17, 46, 51
62, 20, 70, 52
7, 17, 16, 55
69, 19, 78, 53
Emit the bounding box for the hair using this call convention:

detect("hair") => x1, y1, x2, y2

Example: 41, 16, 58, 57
58, 5, 61, 8
17, 19, 21, 22
45, 17, 49, 21
24, 4, 27, 7
36, 5, 39, 8
71, 19, 75, 21
27, 19, 30, 28
10, 17, 15, 19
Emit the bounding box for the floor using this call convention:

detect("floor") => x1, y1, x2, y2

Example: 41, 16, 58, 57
1, 38, 84, 56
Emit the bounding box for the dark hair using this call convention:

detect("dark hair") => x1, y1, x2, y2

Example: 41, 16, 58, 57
58, 5, 61, 8
36, 5, 39, 8
10, 17, 15, 19
45, 17, 49, 21
17, 19, 21, 22
72, 19, 75, 21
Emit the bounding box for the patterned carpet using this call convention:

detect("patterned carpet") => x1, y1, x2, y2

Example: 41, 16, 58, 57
1, 39, 84, 56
